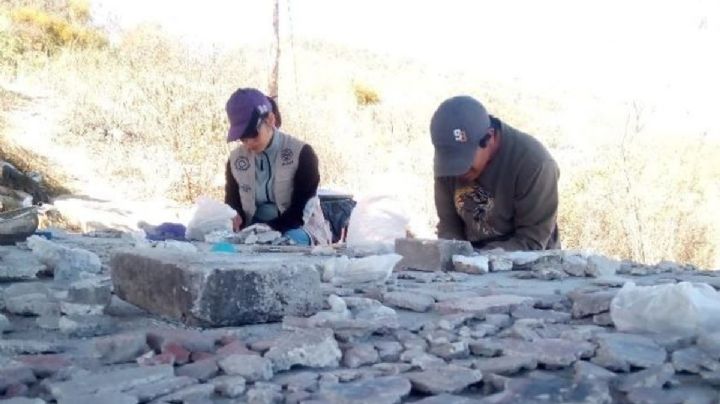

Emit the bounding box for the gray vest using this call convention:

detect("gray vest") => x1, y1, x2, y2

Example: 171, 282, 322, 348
229, 131, 304, 222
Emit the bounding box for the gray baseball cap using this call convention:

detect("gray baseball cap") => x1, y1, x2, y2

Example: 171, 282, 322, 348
430, 95, 491, 177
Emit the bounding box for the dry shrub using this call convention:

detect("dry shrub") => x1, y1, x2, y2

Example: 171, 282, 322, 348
353, 82, 381, 106
9, 6, 106, 54
558, 107, 720, 267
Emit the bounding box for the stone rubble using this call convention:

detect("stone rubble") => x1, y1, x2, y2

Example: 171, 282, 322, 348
0, 235, 717, 403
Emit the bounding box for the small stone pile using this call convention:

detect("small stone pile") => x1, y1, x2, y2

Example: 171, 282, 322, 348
0, 234, 719, 403
0, 161, 48, 213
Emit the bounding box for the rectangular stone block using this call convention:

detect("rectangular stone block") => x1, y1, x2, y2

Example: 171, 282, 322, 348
394, 239, 473, 272
110, 248, 324, 327
47, 364, 175, 399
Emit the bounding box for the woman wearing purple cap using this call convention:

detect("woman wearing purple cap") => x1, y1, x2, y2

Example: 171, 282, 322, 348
224, 88, 331, 245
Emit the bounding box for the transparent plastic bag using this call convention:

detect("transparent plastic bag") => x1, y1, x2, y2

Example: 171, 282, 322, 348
610, 281, 720, 337
185, 197, 236, 241
345, 194, 409, 254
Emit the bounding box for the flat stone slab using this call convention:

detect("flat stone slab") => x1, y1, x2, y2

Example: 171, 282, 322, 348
382, 291, 435, 312
218, 354, 273, 382
395, 238, 473, 272
264, 328, 342, 371
501, 338, 596, 367
510, 306, 571, 323
573, 360, 619, 383
625, 385, 720, 404
110, 248, 324, 326
124, 375, 197, 402
46, 364, 175, 400
592, 333, 667, 372
413, 394, 476, 404
569, 289, 616, 318
435, 294, 535, 315
406, 365, 483, 394
473, 355, 538, 375
486, 373, 612, 403
57, 392, 137, 404
315, 375, 411, 404
0, 339, 64, 355
0, 246, 46, 281
618, 363, 675, 392
671, 347, 720, 374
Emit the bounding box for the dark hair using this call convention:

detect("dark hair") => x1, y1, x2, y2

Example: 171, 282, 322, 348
267, 96, 281, 128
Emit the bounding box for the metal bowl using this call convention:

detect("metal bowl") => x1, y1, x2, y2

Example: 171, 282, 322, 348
0, 206, 39, 245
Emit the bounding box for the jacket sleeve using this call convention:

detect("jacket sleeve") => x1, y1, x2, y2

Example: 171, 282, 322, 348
224, 160, 244, 219
483, 158, 559, 251
267, 144, 320, 233
434, 177, 466, 240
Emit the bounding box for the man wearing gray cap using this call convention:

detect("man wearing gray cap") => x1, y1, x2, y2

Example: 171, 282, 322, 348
431, 95, 560, 251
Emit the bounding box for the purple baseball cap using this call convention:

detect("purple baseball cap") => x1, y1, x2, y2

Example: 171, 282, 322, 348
226, 88, 272, 142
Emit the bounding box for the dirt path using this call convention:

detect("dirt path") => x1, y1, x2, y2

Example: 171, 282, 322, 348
1, 83, 116, 198
0, 83, 189, 230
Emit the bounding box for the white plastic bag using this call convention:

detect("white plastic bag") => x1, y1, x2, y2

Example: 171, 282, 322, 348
345, 194, 409, 254
322, 254, 402, 285
610, 281, 720, 337
185, 197, 236, 241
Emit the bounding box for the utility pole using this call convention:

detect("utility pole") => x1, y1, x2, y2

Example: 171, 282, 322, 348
268, 0, 280, 100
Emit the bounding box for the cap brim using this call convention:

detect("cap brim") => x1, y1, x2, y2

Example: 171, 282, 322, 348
433, 146, 475, 177
226, 125, 245, 142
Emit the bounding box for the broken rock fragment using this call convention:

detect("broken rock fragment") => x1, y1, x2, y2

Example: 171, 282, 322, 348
315, 375, 411, 404
27, 235, 102, 283
264, 328, 341, 372
394, 238, 473, 272
451, 255, 489, 274
592, 333, 667, 372
435, 294, 534, 315
406, 365, 483, 394
382, 291, 435, 312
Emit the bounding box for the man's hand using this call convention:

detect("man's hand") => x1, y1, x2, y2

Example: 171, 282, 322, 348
232, 215, 243, 232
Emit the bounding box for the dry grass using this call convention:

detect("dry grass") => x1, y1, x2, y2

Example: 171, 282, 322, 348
1, 3, 718, 269
0, 86, 70, 196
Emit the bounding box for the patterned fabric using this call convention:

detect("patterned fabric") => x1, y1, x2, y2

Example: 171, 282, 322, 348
454, 184, 501, 239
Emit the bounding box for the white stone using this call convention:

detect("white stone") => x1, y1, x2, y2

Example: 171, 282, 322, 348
489, 257, 513, 272
26, 235, 102, 282
218, 354, 273, 382
211, 375, 247, 398
264, 328, 342, 371
586, 255, 620, 278
0, 247, 46, 281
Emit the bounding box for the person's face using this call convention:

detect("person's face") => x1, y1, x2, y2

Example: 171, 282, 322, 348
459, 128, 500, 183
240, 113, 275, 153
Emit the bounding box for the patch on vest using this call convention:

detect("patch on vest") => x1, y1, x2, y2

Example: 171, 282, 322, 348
235, 156, 250, 171
280, 148, 294, 166
240, 184, 251, 193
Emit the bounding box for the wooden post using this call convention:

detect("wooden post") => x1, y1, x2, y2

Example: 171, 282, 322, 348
269, 0, 280, 100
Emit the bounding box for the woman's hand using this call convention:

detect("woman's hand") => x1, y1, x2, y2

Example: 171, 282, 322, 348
232, 215, 243, 232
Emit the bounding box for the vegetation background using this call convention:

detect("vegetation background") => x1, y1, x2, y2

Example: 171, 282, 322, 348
1, 0, 718, 268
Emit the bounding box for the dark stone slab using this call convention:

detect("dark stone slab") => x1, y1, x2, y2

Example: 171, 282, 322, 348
110, 248, 324, 326
394, 239, 473, 272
